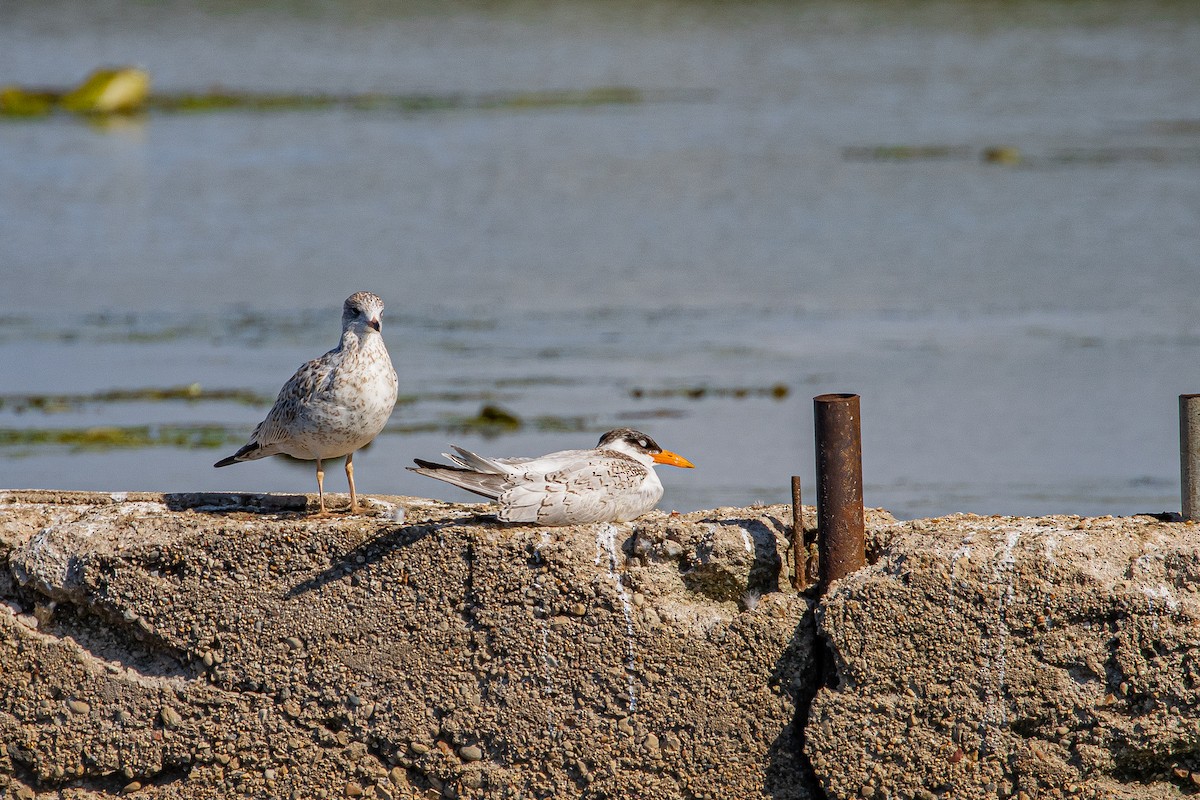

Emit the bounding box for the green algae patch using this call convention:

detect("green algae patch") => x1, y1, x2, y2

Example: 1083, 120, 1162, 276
528, 414, 591, 433
841, 142, 1200, 167
1, 67, 150, 118
149, 86, 644, 114
0, 86, 55, 117
0, 424, 238, 452
842, 145, 972, 162
629, 383, 790, 401
1044, 146, 1200, 165
0, 385, 271, 414
148, 87, 644, 114
151, 92, 350, 114
458, 404, 523, 432
382, 410, 592, 438
2, 67, 648, 120
3, 412, 596, 455
483, 86, 642, 109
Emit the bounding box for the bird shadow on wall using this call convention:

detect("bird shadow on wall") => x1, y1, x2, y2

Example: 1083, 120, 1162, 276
162, 492, 314, 515
283, 517, 489, 599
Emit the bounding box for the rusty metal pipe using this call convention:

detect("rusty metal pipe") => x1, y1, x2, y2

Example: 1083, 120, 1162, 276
814, 393, 866, 591
1182, 394, 1200, 521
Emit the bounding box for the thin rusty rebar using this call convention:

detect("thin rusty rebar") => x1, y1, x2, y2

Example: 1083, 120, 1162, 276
790, 475, 807, 591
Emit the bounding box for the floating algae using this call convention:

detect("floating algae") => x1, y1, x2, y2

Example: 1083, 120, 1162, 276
0, 424, 237, 452
1044, 146, 1200, 166
629, 383, 789, 401
60, 67, 150, 114
982, 146, 1023, 165
3, 409, 620, 454
1, 67, 149, 117
2, 67, 654, 120
841, 142, 1200, 167
454, 405, 601, 435
149, 86, 647, 115
0, 86, 53, 117
0, 384, 555, 417
0, 384, 270, 414
527, 414, 592, 434
457, 404, 523, 432
842, 144, 973, 162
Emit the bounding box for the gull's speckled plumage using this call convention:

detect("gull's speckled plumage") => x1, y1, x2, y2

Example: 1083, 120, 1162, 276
408, 428, 694, 525
215, 292, 398, 514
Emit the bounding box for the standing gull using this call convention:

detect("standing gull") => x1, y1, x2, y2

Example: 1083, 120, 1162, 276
214, 291, 398, 515
408, 428, 694, 525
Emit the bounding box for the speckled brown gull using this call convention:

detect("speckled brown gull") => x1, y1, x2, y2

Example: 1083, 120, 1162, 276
408, 428, 694, 525
215, 292, 398, 515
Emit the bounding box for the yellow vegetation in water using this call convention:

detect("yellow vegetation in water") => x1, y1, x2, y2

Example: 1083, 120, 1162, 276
1, 67, 150, 117
60, 67, 150, 114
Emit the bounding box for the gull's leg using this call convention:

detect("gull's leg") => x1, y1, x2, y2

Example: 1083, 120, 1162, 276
314, 458, 329, 516
345, 451, 358, 513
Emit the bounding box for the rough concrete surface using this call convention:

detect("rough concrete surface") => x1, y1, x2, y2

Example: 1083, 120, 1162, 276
809, 513, 1200, 800
2, 493, 1197, 800
0, 490, 827, 800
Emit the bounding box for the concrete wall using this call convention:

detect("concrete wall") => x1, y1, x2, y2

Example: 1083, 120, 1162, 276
1, 491, 1196, 799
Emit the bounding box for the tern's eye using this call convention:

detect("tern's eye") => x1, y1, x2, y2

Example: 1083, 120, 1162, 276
638, 439, 648, 448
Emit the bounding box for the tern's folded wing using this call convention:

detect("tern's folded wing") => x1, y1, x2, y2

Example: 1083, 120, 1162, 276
498, 453, 655, 525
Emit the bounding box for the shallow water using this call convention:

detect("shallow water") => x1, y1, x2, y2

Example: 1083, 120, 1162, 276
2, 0, 1198, 519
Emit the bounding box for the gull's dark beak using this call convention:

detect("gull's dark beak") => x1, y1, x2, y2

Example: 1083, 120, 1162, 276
368, 318, 381, 332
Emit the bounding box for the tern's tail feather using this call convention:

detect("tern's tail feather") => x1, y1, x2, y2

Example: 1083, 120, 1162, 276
408, 459, 507, 501
449, 446, 512, 475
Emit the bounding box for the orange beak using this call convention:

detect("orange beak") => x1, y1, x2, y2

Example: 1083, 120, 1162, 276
652, 449, 695, 469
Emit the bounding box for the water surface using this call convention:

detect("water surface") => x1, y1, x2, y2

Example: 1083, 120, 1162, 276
2, 0, 1198, 519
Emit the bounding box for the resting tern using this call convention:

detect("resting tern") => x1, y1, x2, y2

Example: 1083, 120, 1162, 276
408, 428, 694, 525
